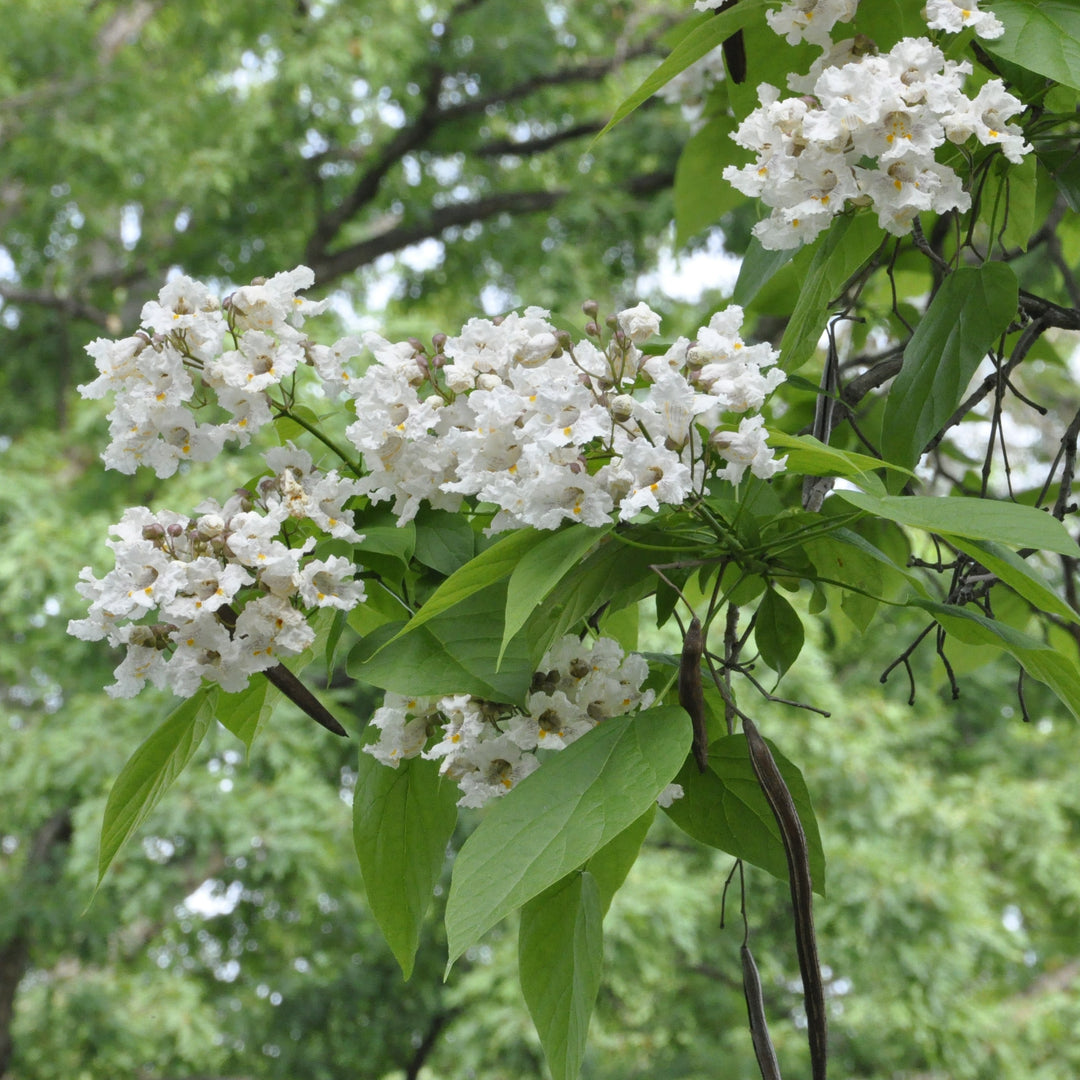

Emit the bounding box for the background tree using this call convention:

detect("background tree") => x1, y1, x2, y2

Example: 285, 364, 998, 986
3, 1, 1080, 1079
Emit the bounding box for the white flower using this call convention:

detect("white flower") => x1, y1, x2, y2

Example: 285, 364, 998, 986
657, 783, 685, 808
616, 302, 662, 344
766, 0, 859, 48
923, 0, 1004, 39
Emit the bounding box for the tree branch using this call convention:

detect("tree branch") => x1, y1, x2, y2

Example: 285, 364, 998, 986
309, 169, 673, 285
0, 808, 73, 1077
0, 284, 112, 329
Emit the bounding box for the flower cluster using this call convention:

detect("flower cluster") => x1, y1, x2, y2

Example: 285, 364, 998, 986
79, 267, 354, 477
345, 301, 786, 532
67, 446, 366, 698
722, 3, 1028, 249
363, 635, 664, 807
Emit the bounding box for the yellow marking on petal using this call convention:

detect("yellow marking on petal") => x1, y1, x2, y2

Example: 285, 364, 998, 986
563, 426, 572, 437
317, 591, 326, 600
894, 179, 903, 190
500, 777, 512, 789
144, 585, 153, 594
573, 505, 582, 515
989, 128, 998, 138
187, 638, 195, 647
451, 733, 461, 743
792, 218, 800, 227
650, 482, 659, 492
734, 342, 743, 349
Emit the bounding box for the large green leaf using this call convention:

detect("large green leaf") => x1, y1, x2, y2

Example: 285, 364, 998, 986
881, 264, 1018, 470
990, 1, 1080, 92
502, 524, 612, 663
913, 599, 1080, 722
598, 0, 768, 136
533, 533, 662, 651
945, 536, 1080, 626
779, 214, 883, 372
835, 491, 1080, 557
98, 687, 218, 884
386, 527, 544, 640
519, 871, 604, 1080
412, 508, 475, 575
674, 115, 742, 245
585, 806, 656, 915
348, 583, 535, 705
663, 733, 826, 894
352, 747, 459, 979
215, 676, 277, 752
445, 706, 691, 967
768, 431, 914, 494
732, 238, 797, 307
517, 808, 653, 1080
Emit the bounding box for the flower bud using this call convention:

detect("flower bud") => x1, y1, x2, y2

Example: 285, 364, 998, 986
582, 299, 599, 318
610, 394, 635, 423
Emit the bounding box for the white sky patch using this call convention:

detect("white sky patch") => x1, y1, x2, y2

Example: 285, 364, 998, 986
120, 204, 142, 250
636, 232, 742, 302
182, 878, 244, 917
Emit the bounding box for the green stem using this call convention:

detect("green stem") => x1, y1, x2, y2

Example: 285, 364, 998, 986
273, 403, 364, 478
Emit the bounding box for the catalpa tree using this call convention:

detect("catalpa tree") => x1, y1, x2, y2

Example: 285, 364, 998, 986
70, 1, 1080, 1077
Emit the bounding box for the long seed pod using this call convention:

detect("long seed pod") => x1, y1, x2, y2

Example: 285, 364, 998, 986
742, 943, 783, 1080
743, 717, 827, 1080
678, 617, 709, 772
217, 603, 348, 737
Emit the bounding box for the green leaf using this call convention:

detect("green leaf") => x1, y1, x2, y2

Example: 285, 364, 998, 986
352, 747, 459, 979
502, 524, 612, 663
598, 0, 768, 136
767, 431, 915, 492
354, 509, 416, 569
674, 116, 742, 246
989, 1, 1080, 92
733, 237, 797, 307
881, 263, 1019, 470
835, 491, 1080, 557
912, 599, 1080, 722
780, 214, 883, 372
215, 676, 278, 752
386, 527, 545, 643
982, 153, 1038, 253
663, 733, 826, 894
585, 806, 655, 915
412, 508, 475, 575
349, 583, 535, 705
754, 587, 804, 679
945, 536, 1080, 626
534, 533, 661, 651
445, 705, 691, 968
98, 687, 218, 884
519, 871, 604, 1080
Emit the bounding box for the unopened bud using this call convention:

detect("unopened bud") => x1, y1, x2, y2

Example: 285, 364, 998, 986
432, 332, 447, 351
142, 523, 166, 540
582, 299, 599, 317
569, 658, 590, 680
610, 394, 635, 423
166, 523, 184, 538
585, 321, 601, 338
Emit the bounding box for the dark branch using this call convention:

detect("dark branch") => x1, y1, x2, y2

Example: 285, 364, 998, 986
0, 284, 112, 329
309, 170, 673, 284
